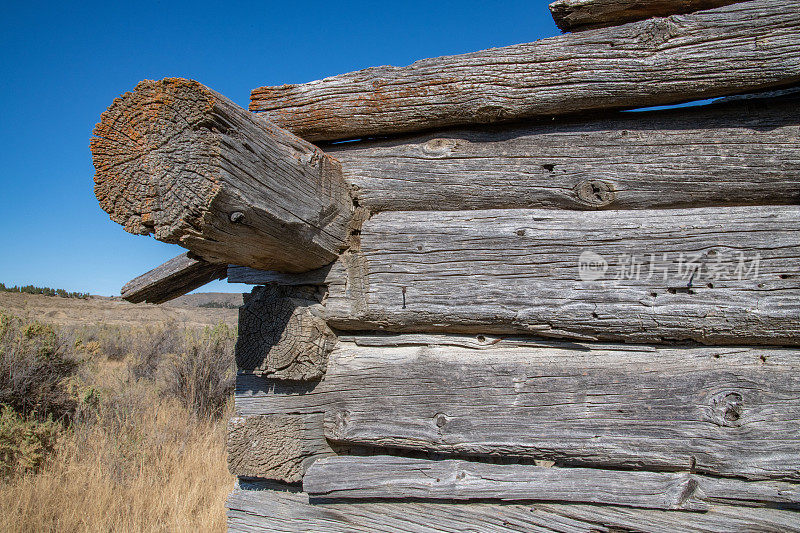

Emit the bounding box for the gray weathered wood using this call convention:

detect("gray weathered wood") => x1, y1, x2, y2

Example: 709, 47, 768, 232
227, 414, 331, 482
91, 78, 353, 272
304, 456, 709, 510
227, 486, 800, 532
304, 455, 800, 510
236, 285, 334, 381
250, 0, 800, 141
325, 95, 800, 212
549, 0, 745, 32
120, 252, 226, 304
230, 375, 336, 481
227, 264, 333, 286
319, 206, 800, 345
236, 338, 800, 480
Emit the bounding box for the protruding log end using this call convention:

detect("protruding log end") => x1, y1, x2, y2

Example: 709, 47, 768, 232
236, 285, 335, 381
91, 78, 353, 273
120, 252, 227, 304
92, 78, 220, 241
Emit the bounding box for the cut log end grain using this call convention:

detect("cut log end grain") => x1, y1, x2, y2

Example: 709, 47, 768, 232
91, 78, 354, 273
91, 78, 221, 241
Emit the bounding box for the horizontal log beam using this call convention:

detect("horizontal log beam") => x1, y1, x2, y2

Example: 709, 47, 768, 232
326, 94, 800, 212
235, 337, 800, 480
228, 486, 800, 532
305, 456, 709, 510
120, 252, 226, 304
549, 0, 746, 32
250, 0, 800, 141
318, 206, 800, 345
305, 455, 800, 510
91, 78, 353, 272
236, 335, 800, 481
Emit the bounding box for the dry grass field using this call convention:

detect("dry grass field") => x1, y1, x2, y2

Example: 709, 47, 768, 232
0, 292, 241, 532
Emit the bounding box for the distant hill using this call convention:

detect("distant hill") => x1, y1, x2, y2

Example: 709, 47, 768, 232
164, 292, 244, 309
0, 291, 240, 329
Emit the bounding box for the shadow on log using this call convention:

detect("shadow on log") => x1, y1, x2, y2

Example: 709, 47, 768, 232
236, 285, 335, 381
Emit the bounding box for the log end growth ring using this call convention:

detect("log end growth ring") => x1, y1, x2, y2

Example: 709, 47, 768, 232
91, 78, 221, 243
90, 77, 353, 272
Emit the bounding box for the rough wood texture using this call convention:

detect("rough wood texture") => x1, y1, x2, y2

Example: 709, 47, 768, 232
91, 78, 353, 272
305, 455, 800, 510
326, 94, 800, 212
319, 206, 800, 345
228, 264, 333, 286
236, 285, 335, 381
120, 252, 226, 304
227, 486, 800, 532
250, 0, 800, 141
227, 414, 330, 482
236, 338, 800, 480
305, 456, 708, 510
549, 0, 745, 32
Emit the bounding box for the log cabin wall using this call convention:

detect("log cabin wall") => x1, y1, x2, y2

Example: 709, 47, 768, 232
88, 0, 800, 531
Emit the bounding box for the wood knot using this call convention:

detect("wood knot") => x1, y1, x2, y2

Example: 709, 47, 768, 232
330, 410, 351, 439
707, 391, 744, 427
574, 179, 615, 208
434, 413, 448, 428
475, 105, 510, 122
229, 211, 245, 224
422, 138, 457, 156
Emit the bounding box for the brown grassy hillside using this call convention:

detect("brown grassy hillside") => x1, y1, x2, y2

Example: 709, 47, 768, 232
0, 293, 240, 532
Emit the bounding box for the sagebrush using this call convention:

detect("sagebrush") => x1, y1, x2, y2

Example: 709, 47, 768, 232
0, 312, 236, 532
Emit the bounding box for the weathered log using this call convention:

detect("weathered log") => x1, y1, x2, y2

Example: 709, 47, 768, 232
227, 414, 331, 483
236, 285, 335, 381
305, 455, 800, 510
228, 264, 333, 286
120, 252, 227, 304
549, 0, 745, 32
305, 456, 709, 510
227, 486, 800, 533
232, 205, 800, 345
230, 378, 334, 481
91, 78, 353, 272
325, 94, 800, 212
236, 337, 800, 480
250, 0, 800, 141
314, 206, 800, 345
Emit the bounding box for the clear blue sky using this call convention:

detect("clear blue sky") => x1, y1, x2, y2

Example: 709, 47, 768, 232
0, 0, 559, 296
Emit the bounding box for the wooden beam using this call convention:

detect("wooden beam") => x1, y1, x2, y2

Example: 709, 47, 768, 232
304, 455, 800, 510
227, 264, 333, 286
319, 206, 800, 345
250, 0, 800, 141
549, 0, 746, 32
326, 94, 800, 212
235, 337, 800, 480
120, 252, 226, 304
91, 78, 353, 272
232, 205, 800, 345
236, 285, 335, 381
231, 377, 334, 481
227, 486, 800, 533
227, 414, 331, 483
304, 456, 709, 510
